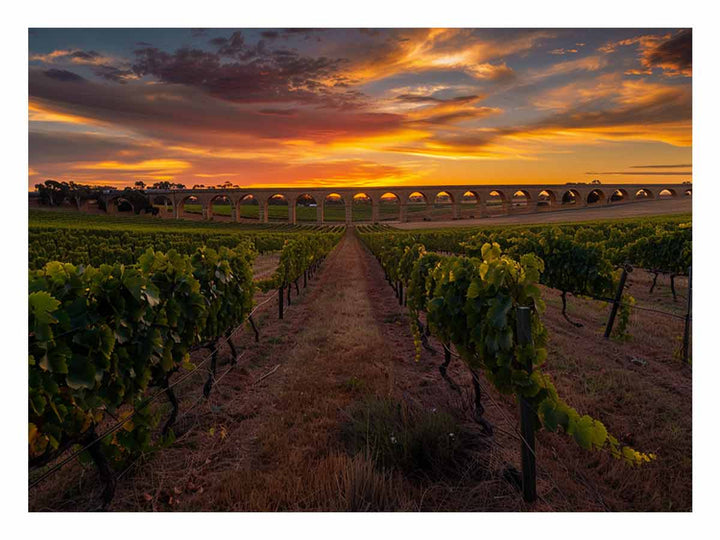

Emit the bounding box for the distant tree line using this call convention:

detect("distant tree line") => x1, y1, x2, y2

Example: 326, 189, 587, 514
33, 179, 257, 214
33, 180, 185, 215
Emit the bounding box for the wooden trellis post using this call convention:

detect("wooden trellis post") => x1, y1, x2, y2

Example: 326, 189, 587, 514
517, 306, 537, 503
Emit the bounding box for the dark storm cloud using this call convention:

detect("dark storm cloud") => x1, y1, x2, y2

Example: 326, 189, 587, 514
92, 64, 136, 83
43, 69, 85, 82
645, 29, 692, 74
395, 93, 485, 104
601, 29, 692, 77
131, 42, 357, 107
68, 50, 102, 61
209, 30, 246, 56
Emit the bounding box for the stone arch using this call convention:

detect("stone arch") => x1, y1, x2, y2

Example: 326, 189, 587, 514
432, 191, 454, 220
352, 192, 373, 222
265, 193, 289, 222
177, 194, 201, 218
236, 193, 259, 221
512, 189, 533, 209
108, 196, 135, 214
295, 193, 318, 223
379, 192, 400, 221
433, 190, 455, 203
152, 195, 174, 217
586, 189, 606, 205
208, 193, 232, 220
635, 188, 654, 200
659, 188, 678, 199
407, 191, 430, 204
561, 189, 581, 206
684, 188, 692, 197
536, 189, 557, 208
609, 188, 630, 203
323, 192, 346, 222
486, 190, 507, 214
461, 190, 482, 218
406, 191, 431, 221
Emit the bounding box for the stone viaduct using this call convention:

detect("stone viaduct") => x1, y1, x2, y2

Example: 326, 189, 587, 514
100, 183, 692, 224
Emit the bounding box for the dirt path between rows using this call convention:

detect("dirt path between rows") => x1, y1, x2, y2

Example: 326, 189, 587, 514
37, 232, 412, 510
95, 231, 525, 511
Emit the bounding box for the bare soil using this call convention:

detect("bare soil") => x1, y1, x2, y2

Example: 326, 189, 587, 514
252, 253, 280, 280
29, 231, 691, 512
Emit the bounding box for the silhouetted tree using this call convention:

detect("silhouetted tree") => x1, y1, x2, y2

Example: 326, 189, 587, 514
35, 180, 70, 206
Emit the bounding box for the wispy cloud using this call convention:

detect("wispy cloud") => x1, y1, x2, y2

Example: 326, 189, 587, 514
585, 171, 691, 176
629, 163, 692, 169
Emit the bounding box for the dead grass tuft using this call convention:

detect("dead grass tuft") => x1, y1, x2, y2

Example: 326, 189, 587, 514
342, 396, 466, 480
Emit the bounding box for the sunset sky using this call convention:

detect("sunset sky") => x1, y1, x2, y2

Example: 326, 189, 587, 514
28, 28, 692, 189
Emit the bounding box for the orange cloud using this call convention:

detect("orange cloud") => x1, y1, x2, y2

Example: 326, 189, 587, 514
29, 101, 101, 126
340, 29, 551, 84
30, 49, 112, 66
72, 159, 191, 174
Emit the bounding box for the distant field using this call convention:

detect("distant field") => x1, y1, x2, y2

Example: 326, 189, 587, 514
29, 208, 342, 234
175, 201, 487, 221
394, 198, 692, 229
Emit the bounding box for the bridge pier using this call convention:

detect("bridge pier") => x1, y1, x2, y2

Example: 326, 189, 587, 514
289, 203, 297, 225
371, 198, 380, 223
479, 201, 488, 218
316, 202, 323, 225
399, 202, 408, 223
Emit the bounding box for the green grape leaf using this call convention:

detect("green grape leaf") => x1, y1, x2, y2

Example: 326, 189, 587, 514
66, 356, 97, 390
29, 291, 60, 325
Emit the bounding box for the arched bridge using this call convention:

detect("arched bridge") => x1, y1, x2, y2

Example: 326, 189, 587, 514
100, 183, 692, 224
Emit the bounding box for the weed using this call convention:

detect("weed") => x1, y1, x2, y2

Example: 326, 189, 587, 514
341, 396, 464, 479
